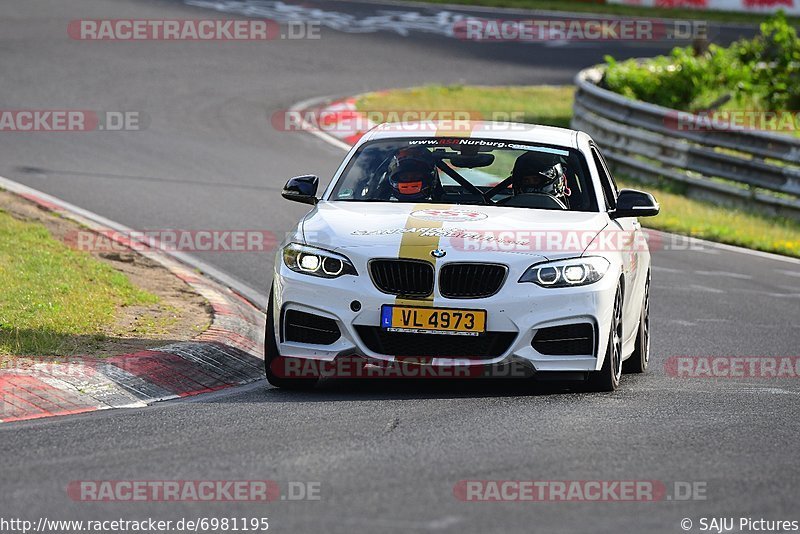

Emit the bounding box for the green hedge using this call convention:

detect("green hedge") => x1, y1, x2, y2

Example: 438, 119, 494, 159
602, 13, 799, 112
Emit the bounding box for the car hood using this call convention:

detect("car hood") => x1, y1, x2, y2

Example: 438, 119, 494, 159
302, 202, 610, 261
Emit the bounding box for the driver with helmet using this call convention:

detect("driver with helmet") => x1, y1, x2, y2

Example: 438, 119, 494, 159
510, 151, 571, 207
386, 147, 440, 202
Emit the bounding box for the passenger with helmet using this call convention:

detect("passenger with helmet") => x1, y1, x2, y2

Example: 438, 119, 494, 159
386, 147, 440, 202
510, 151, 571, 208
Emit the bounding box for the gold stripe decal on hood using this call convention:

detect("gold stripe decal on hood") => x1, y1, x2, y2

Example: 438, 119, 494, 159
395, 204, 448, 307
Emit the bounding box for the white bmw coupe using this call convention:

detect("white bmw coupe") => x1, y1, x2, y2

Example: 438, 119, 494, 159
266, 123, 659, 391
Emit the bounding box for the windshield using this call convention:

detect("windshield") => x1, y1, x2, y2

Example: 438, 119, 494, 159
328, 137, 598, 212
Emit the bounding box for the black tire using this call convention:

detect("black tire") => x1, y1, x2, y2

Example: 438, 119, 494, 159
264, 288, 319, 390
623, 270, 650, 374
587, 283, 623, 392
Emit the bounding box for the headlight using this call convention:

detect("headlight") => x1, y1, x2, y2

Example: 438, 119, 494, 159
282, 243, 357, 278
519, 257, 610, 288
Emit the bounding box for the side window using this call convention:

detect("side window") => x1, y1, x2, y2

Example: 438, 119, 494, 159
591, 146, 617, 210
596, 147, 619, 196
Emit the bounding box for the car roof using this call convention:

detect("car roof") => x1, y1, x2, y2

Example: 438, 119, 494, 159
359, 121, 579, 149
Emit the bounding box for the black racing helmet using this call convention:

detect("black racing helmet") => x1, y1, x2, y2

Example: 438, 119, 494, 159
511, 151, 569, 198
387, 147, 437, 201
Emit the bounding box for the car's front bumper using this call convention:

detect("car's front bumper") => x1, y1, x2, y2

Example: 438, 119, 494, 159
272, 258, 620, 374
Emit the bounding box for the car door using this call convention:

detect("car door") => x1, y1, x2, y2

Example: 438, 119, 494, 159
590, 144, 642, 338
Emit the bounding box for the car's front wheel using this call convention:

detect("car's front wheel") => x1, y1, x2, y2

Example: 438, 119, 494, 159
587, 283, 623, 392
264, 288, 319, 390
623, 270, 650, 374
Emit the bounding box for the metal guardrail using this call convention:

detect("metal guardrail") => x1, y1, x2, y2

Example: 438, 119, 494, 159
571, 67, 800, 220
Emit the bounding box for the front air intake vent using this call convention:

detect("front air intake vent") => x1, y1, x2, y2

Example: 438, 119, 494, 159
532, 323, 595, 356
284, 310, 341, 345
355, 326, 516, 359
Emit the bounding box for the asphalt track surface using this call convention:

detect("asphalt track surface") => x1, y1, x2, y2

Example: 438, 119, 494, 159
1, 1, 799, 533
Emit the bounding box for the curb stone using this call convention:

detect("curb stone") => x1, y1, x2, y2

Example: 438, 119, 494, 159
0, 187, 266, 423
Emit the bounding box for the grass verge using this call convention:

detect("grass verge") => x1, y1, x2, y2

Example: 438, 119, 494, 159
0, 208, 158, 356
358, 85, 575, 129
617, 180, 800, 257
418, 0, 799, 25
355, 84, 800, 258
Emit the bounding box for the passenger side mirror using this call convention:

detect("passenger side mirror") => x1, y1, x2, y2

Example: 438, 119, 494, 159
282, 175, 319, 205
611, 189, 659, 219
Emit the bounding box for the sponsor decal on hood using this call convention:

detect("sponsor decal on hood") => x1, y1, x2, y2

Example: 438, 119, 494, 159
302, 201, 610, 258
409, 208, 488, 222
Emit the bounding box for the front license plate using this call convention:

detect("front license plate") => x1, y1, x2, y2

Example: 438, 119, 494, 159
380, 305, 486, 336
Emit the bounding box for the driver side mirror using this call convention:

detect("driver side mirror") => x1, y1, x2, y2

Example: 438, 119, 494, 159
282, 175, 319, 205
611, 189, 660, 219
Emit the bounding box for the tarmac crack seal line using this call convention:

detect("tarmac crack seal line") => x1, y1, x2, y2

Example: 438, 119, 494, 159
0, 175, 266, 424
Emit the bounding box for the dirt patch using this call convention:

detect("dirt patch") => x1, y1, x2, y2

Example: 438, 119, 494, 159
0, 190, 211, 359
